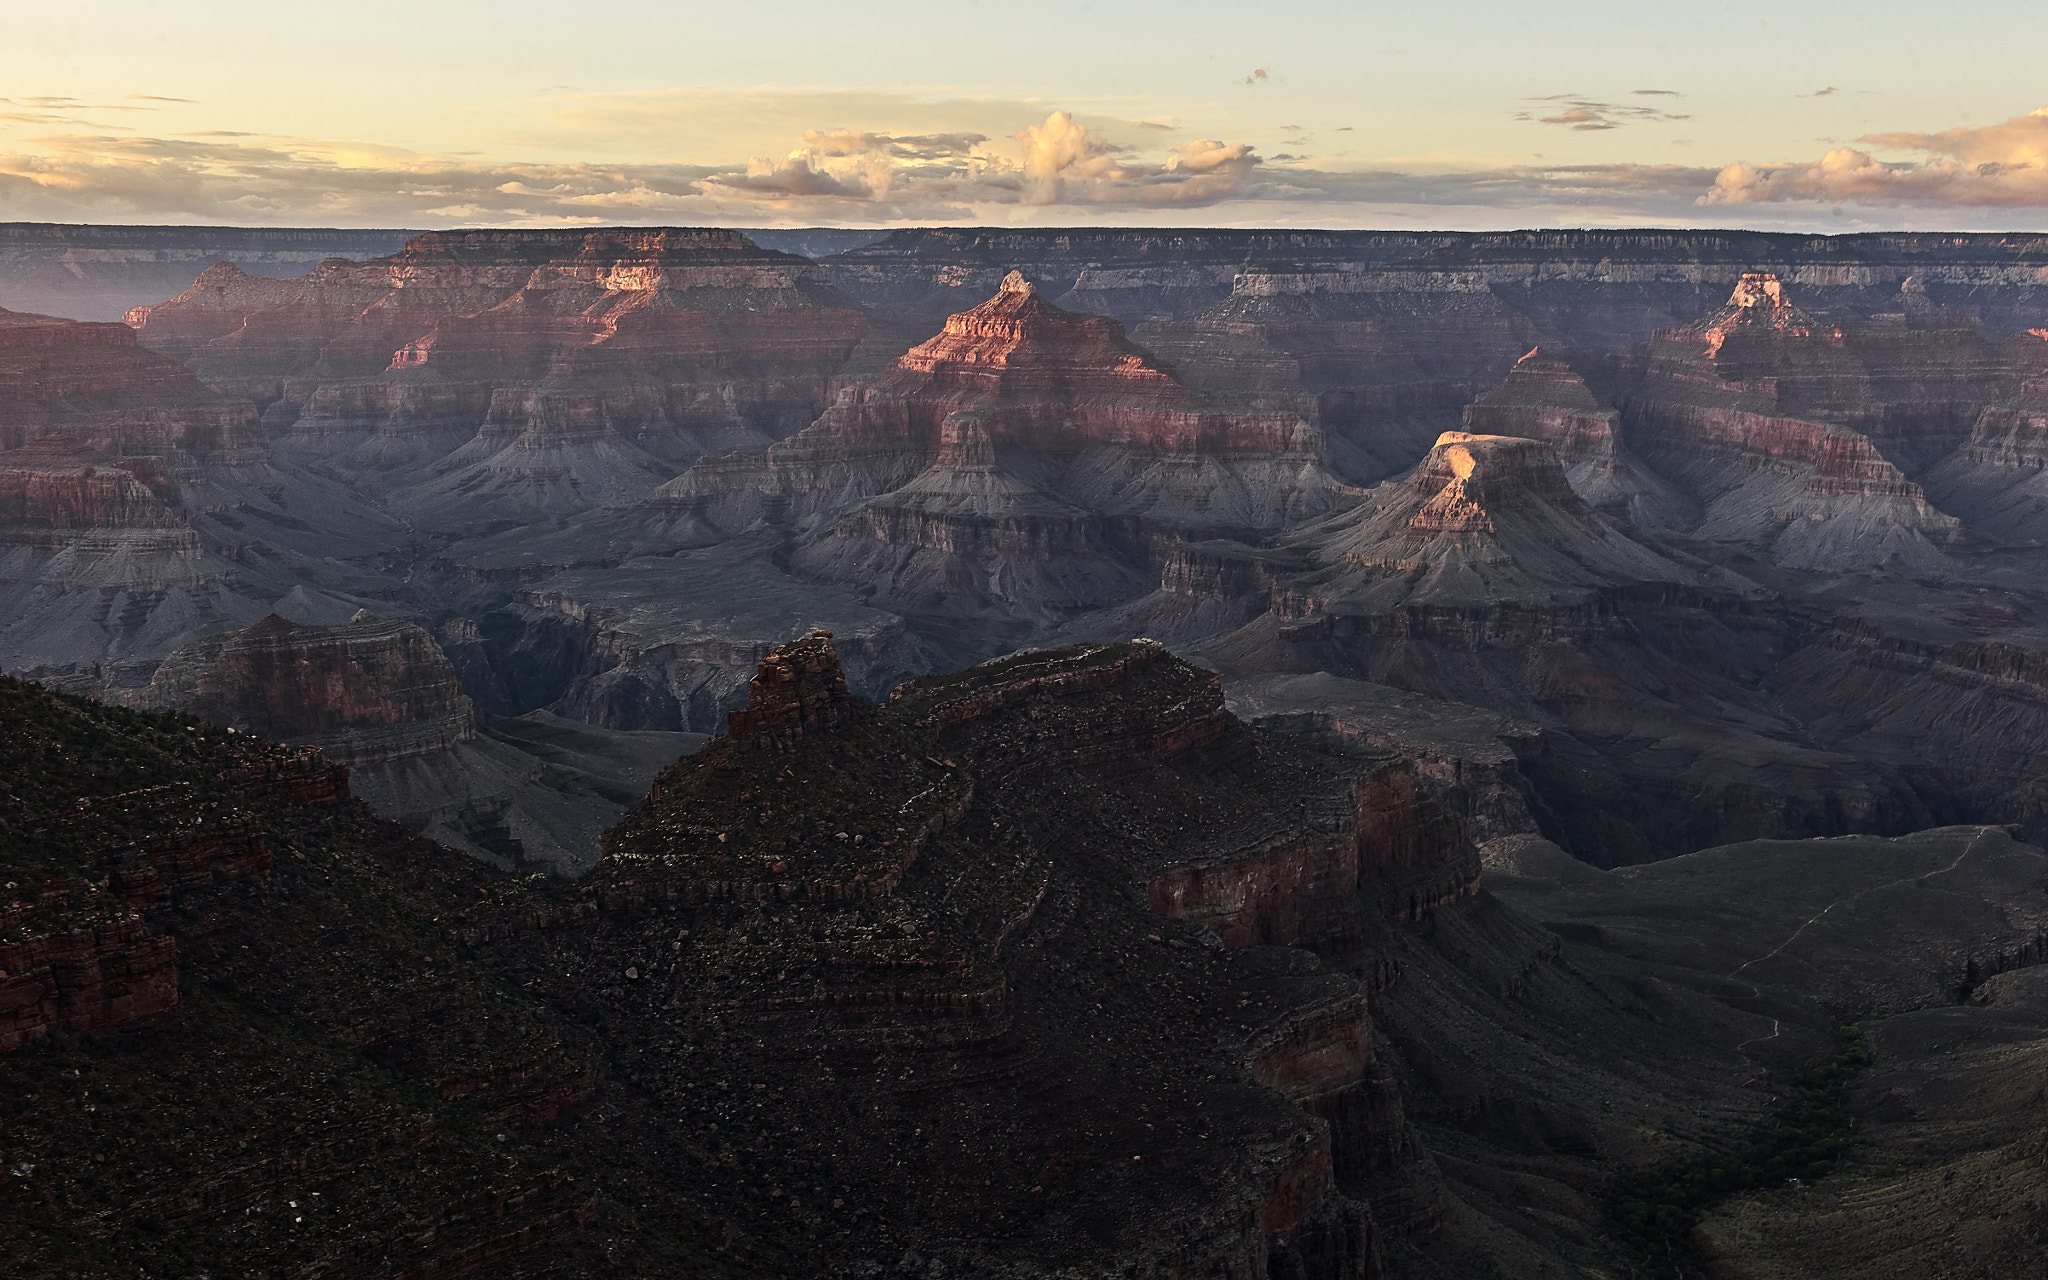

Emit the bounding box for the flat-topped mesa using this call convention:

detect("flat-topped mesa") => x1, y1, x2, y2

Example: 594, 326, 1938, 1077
0, 305, 261, 456
724, 629, 853, 751
127, 612, 476, 766
0, 439, 184, 530
1405, 432, 1581, 533
124, 229, 871, 459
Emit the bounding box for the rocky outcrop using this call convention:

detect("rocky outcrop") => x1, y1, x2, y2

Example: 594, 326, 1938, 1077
129, 612, 478, 764
595, 633, 1486, 1274
1136, 266, 1543, 483
14, 634, 2048, 1278
126, 229, 874, 482
652, 272, 1345, 626
724, 629, 851, 750
1227, 672, 1545, 846
1460, 346, 1692, 528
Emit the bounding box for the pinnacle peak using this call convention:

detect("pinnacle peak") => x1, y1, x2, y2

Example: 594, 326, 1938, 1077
1727, 272, 1786, 309
998, 270, 1036, 296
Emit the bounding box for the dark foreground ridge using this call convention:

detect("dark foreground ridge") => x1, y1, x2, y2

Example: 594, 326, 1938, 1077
5, 633, 2048, 1278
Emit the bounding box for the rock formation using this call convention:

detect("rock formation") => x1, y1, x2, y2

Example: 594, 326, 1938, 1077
129, 612, 478, 758
645, 271, 1345, 626
1459, 345, 1692, 528
124, 613, 701, 873
125, 229, 875, 500
11, 640, 2048, 1278
1135, 265, 1543, 482
0, 304, 261, 457
0, 223, 418, 322
1615, 273, 1975, 571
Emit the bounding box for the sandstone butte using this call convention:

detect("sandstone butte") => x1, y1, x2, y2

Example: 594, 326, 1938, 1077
637, 271, 1347, 626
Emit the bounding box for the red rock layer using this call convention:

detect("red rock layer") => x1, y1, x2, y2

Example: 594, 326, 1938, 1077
0, 305, 260, 455
1631, 272, 2018, 476
724, 629, 852, 750
125, 230, 872, 454
808, 271, 1311, 457
0, 438, 183, 529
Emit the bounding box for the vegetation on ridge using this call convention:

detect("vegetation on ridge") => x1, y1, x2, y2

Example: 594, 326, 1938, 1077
1610, 1022, 1873, 1274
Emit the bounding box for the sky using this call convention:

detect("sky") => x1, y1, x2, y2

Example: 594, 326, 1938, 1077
5, 0, 2048, 232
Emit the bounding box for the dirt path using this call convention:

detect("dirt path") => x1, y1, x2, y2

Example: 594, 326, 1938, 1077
1725, 827, 1995, 1064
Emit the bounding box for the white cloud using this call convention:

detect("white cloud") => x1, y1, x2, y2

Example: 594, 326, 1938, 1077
1703, 106, 2048, 207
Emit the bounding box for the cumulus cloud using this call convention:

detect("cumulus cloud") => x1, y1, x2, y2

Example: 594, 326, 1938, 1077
1240, 69, 1270, 87
1702, 105, 2048, 206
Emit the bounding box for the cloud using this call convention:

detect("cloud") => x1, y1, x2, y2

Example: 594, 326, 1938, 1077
1633, 89, 1681, 96
1518, 96, 1690, 131
1240, 69, 1269, 87
1805, 86, 1839, 98
1702, 105, 2048, 206
5, 95, 2045, 233
128, 95, 199, 104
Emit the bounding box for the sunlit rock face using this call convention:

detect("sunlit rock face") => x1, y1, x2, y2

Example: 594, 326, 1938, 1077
645, 272, 1348, 626
1460, 346, 1694, 530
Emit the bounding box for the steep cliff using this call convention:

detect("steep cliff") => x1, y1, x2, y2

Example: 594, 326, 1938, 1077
125, 229, 875, 489
650, 272, 1345, 626
124, 613, 697, 874
15, 635, 2042, 1278
0, 305, 261, 457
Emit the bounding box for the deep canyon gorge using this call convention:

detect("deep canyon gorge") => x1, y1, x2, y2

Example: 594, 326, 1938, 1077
3, 222, 2048, 1279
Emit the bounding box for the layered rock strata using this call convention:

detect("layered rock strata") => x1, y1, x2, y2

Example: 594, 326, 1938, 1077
648, 272, 1346, 626
125, 229, 875, 491
1459, 345, 1691, 528
128, 612, 480, 763
1135, 266, 1543, 483
124, 613, 696, 873
598, 633, 1479, 1268
1616, 273, 1970, 570
11, 646, 2048, 1276
0, 223, 418, 321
